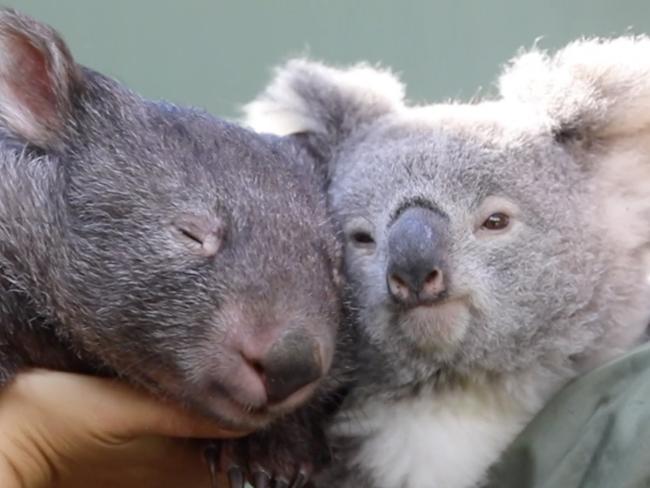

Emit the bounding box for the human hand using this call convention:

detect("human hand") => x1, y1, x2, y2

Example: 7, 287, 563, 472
0, 369, 247, 488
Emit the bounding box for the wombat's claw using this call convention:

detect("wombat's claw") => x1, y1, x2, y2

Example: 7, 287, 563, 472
203, 443, 221, 488
227, 465, 245, 488
291, 471, 309, 488
252, 469, 271, 488
207, 462, 220, 488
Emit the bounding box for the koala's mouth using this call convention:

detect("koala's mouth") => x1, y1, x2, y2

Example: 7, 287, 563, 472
392, 296, 472, 352
386, 291, 455, 314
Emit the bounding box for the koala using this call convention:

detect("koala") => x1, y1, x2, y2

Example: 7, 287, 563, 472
0, 9, 348, 487
245, 37, 650, 488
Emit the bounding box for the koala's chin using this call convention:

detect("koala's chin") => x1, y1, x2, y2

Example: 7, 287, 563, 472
394, 298, 471, 354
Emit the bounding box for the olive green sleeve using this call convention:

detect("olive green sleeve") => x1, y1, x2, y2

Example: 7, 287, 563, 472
486, 342, 650, 488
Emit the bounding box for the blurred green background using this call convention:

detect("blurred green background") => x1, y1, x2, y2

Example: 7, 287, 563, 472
9, 1, 650, 120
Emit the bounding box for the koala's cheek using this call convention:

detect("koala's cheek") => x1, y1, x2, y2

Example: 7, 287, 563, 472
351, 258, 386, 300
398, 301, 471, 352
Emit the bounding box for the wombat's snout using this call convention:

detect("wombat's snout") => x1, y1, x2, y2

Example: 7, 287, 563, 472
229, 328, 325, 408
243, 331, 323, 404
387, 206, 448, 307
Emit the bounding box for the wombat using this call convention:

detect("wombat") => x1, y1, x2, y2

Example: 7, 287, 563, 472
0, 9, 347, 487
245, 38, 650, 488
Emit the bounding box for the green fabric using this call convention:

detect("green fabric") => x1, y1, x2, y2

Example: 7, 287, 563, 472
486, 342, 650, 488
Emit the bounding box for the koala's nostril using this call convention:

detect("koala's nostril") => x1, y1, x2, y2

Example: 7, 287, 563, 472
420, 269, 445, 302
249, 332, 324, 404
425, 270, 439, 285
388, 273, 412, 303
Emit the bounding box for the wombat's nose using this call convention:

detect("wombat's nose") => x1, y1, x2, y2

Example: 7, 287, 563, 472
387, 206, 448, 307
243, 331, 323, 404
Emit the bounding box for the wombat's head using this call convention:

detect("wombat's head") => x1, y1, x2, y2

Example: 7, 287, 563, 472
0, 9, 342, 429
246, 47, 650, 385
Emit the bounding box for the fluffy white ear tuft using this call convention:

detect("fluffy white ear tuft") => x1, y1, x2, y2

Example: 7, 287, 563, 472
243, 58, 405, 139
0, 8, 81, 148
499, 36, 650, 140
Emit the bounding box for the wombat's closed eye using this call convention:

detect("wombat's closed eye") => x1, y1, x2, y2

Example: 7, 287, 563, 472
171, 213, 225, 257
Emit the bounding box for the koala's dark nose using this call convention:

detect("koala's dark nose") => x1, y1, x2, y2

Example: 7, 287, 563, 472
243, 331, 323, 404
387, 206, 448, 307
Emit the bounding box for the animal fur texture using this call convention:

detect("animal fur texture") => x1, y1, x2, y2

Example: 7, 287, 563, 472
245, 37, 650, 488
0, 9, 350, 485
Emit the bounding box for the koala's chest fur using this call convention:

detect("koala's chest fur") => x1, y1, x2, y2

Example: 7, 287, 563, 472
328, 376, 556, 488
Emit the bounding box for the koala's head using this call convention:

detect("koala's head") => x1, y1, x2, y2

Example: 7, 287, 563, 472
246, 42, 650, 385
0, 9, 342, 429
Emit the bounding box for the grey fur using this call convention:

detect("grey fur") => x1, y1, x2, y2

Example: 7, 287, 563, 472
245, 38, 650, 488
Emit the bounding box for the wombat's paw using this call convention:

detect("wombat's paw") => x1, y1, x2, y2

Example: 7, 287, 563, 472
204, 429, 326, 487
247, 460, 311, 488
203, 441, 254, 487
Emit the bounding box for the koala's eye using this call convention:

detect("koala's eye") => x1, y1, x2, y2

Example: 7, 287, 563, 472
351, 231, 375, 245
347, 230, 377, 251
345, 218, 376, 252
481, 212, 510, 231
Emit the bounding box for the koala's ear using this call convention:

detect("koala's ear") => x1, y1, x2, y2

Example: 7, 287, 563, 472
499, 36, 650, 143
0, 9, 82, 149
243, 58, 405, 165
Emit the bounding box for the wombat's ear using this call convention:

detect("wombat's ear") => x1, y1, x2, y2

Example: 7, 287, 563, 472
0, 9, 81, 148
499, 36, 650, 144
243, 58, 405, 171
